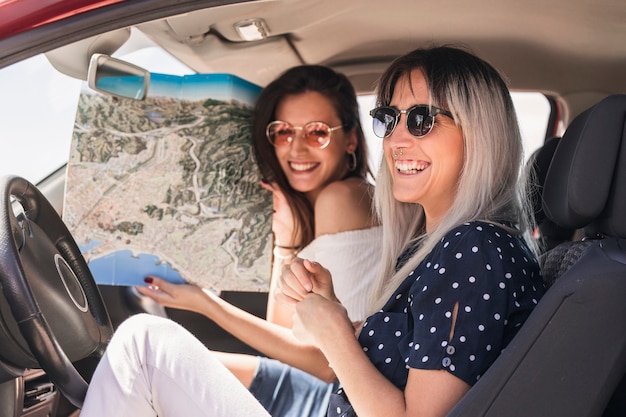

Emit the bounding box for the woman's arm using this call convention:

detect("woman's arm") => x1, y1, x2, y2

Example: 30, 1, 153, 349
313, 178, 376, 237
136, 276, 337, 381
293, 291, 470, 417
263, 179, 300, 327
265, 249, 297, 327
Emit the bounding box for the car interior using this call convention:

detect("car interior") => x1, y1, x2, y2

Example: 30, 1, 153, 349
0, 0, 625, 416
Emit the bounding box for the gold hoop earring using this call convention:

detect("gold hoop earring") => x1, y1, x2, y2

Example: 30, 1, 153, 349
348, 152, 357, 171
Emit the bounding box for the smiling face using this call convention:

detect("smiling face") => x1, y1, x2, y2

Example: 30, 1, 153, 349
273, 91, 357, 202
383, 69, 464, 229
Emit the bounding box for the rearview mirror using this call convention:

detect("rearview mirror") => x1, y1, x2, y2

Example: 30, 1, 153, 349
87, 54, 150, 100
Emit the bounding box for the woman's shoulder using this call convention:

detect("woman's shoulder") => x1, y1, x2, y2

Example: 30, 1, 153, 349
435, 221, 530, 256
411, 221, 539, 288
314, 177, 377, 236
443, 220, 517, 241
434, 221, 538, 271
316, 177, 374, 204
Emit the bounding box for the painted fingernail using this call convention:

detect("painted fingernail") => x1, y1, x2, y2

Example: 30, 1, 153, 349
144, 277, 154, 284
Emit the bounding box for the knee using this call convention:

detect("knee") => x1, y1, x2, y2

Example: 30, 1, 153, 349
107, 313, 212, 374
118, 312, 171, 329
116, 313, 169, 334
111, 313, 181, 350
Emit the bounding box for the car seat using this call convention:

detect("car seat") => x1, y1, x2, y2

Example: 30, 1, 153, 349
447, 94, 626, 417
527, 136, 577, 253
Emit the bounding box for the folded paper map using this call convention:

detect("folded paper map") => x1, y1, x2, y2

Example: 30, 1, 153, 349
63, 73, 272, 292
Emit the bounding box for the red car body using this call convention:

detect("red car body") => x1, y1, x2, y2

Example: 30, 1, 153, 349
0, 0, 125, 39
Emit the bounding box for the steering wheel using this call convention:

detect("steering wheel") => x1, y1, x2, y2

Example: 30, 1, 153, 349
0, 175, 112, 408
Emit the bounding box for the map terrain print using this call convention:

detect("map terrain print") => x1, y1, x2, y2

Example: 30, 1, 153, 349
63, 93, 272, 291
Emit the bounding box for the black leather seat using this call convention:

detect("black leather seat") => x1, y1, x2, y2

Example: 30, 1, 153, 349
448, 94, 626, 417
527, 136, 577, 253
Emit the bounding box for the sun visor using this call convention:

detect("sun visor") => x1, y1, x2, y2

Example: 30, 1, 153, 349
44, 28, 131, 80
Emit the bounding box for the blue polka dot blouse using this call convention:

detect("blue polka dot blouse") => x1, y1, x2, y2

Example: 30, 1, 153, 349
327, 221, 545, 417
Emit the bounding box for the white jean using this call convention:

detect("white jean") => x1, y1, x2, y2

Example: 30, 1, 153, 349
80, 314, 270, 417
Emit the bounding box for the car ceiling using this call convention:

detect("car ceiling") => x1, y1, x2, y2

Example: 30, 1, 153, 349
20, 0, 626, 119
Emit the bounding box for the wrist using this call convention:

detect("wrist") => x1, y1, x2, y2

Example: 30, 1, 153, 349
275, 243, 303, 250
273, 245, 300, 260
319, 319, 359, 360
274, 234, 302, 248
195, 288, 218, 315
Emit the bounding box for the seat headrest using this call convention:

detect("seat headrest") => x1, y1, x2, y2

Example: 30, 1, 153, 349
529, 137, 561, 226
543, 94, 626, 238
527, 137, 576, 250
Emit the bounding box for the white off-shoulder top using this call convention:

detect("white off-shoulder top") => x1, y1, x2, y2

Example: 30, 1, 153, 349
297, 226, 382, 321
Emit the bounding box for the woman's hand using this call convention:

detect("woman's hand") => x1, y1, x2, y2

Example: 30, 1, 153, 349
135, 276, 214, 314
291, 292, 353, 347
261, 180, 299, 246
275, 258, 338, 308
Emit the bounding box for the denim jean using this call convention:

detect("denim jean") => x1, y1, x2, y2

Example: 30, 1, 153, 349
249, 357, 336, 417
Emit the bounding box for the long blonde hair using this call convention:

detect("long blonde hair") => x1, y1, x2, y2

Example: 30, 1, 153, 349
369, 46, 535, 312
